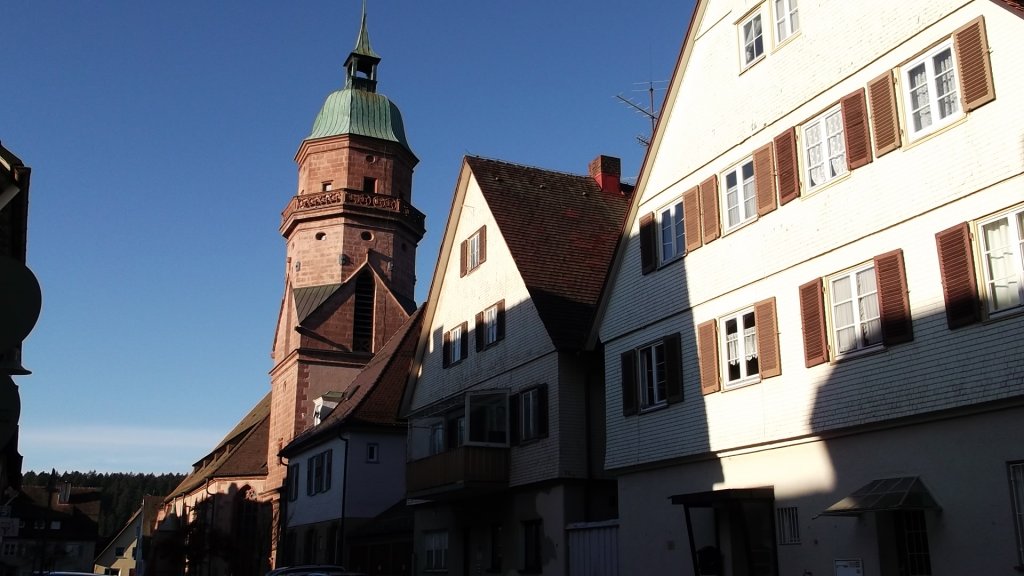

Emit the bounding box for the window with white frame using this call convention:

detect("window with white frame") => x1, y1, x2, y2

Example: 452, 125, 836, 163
978, 207, 1024, 314
1010, 462, 1024, 565
424, 530, 448, 571
306, 449, 332, 495
721, 308, 759, 387
447, 324, 464, 365
903, 41, 960, 140
828, 263, 881, 356
802, 106, 847, 190
468, 231, 482, 270
485, 305, 499, 344
740, 11, 764, 68
773, 0, 799, 44
429, 422, 445, 456
722, 159, 756, 229
638, 340, 667, 408
659, 200, 685, 263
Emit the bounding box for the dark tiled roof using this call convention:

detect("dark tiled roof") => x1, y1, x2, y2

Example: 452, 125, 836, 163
465, 156, 631, 350
16, 486, 101, 540
281, 308, 423, 456
991, 0, 1024, 17
165, 393, 271, 500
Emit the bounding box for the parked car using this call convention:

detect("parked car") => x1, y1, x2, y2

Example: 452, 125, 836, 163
266, 565, 366, 576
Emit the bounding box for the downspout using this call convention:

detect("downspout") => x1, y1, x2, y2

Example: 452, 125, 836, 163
582, 353, 594, 522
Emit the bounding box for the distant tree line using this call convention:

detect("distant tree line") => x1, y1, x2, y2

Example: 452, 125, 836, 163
21, 470, 185, 538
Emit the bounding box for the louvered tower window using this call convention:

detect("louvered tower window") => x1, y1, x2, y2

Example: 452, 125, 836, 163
353, 271, 375, 352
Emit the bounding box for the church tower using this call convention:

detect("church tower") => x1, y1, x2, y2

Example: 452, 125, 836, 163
263, 6, 424, 529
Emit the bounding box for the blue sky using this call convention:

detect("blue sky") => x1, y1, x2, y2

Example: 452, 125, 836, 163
5, 1, 693, 473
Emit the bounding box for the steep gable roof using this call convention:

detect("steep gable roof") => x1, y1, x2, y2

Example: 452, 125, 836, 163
281, 308, 423, 456
165, 393, 270, 500
992, 0, 1024, 17
465, 156, 631, 350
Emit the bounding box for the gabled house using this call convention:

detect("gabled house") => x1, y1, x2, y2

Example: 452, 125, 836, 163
277, 309, 422, 574
94, 495, 161, 576
151, 394, 271, 576
595, 0, 1024, 574
404, 155, 630, 575
2, 482, 100, 576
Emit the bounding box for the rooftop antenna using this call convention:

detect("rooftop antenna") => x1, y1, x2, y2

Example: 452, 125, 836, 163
616, 79, 667, 147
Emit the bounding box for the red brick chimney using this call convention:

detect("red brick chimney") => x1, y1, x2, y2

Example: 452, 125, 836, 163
589, 155, 621, 194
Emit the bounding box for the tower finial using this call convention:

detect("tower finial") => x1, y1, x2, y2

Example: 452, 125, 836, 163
352, 0, 380, 59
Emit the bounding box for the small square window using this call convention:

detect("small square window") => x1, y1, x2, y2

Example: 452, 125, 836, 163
773, 0, 799, 44
366, 443, 380, 463
322, 181, 333, 192
740, 12, 765, 68
902, 40, 960, 141
363, 176, 377, 194
802, 105, 847, 191
828, 263, 882, 356
115, 546, 126, 557
658, 200, 685, 263
722, 159, 756, 230
720, 308, 760, 388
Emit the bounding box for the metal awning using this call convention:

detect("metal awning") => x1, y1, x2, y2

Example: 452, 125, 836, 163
670, 487, 774, 506
820, 477, 940, 517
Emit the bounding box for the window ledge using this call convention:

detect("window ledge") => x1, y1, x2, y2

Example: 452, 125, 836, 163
902, 114, 968, 150
657, 253, 685, 271
771, 31, 801, 53
722, 376, 761, 392
803, 169, 852, 199
831, 343, 886, 364
722, 216, 758, 237
639, 403, 669, 415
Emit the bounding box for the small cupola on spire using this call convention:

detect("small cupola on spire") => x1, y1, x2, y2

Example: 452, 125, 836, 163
345, 2, 381, 92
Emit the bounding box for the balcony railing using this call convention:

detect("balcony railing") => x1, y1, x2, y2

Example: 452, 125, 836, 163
280, 188, 425, 233
406, 446, 509, 498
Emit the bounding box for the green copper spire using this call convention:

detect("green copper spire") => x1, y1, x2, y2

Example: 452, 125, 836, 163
352, 1, 380, 59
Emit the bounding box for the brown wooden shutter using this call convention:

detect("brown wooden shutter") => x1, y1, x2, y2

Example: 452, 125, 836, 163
699, 175, 720, 245
620, 351, 638, 416
697, 320, 720, 395
459, 239, 468, 277
954, 16, 995, 113
753, 142, 777, 216
868, 70, 901, 157
799, 279, 829, 367
754, 298, 781, 379
935, 222, 981, 329
537, 384, 549, 438
639, 212, 658, 274
442, 330, 451, 368
478, 226, 488, 265
475, 311, 486, 351
664, 333, 683, 404
683, 186, 702, 254
841, 88, 872, 170
874, 249, 913, 345
774, 128, 800, 205
496, 299, 506, 341
509, 393, 521, 444
459, 321, 469, 360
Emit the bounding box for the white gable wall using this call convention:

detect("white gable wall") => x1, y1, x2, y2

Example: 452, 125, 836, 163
601, 0, 1024, 470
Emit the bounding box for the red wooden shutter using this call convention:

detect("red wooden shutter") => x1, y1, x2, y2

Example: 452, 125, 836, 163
954, 16, 995, 112
459, 239, 468, 277
683, 186, 702, 254
754, 298, 781, 379
699, 175, 720, 245
442, 330, 451, 368
620, 351, 638, 416
478, 226, 488, 265
799, 279, 829, 367
639, 212, 658, 274
841, 88, 872, 170
459, 321, 469, 360
753, 142, 777, 216
874, 249, 913, 345
475, 310, 486, 351
867, 71, 901, 157
774, 128, 800, 205
697, 320, 720, 395
935, 222, 981, 329
664, 333, 683, 404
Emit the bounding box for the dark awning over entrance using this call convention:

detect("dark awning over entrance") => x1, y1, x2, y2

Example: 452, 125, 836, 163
820, 477, 940, 517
